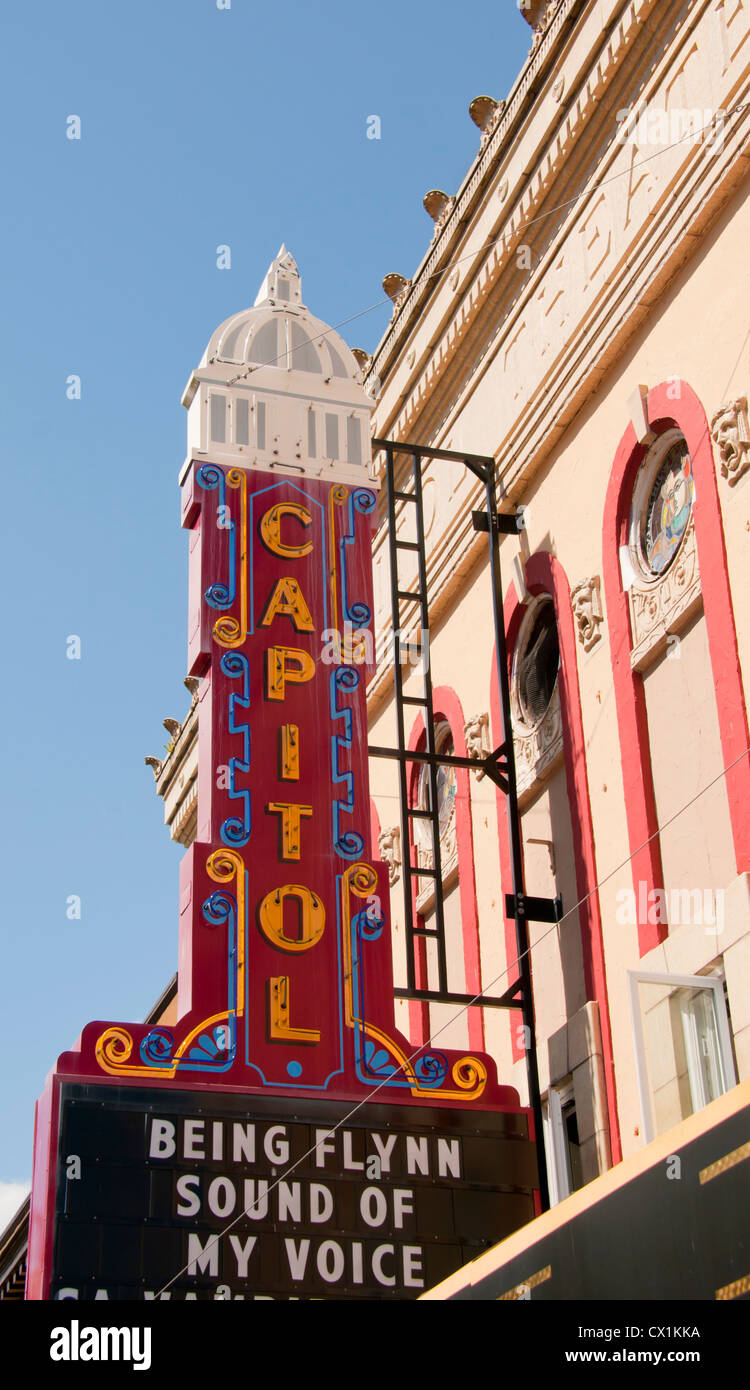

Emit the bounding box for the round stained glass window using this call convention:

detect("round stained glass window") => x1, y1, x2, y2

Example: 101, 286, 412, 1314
639, 439, 694, 577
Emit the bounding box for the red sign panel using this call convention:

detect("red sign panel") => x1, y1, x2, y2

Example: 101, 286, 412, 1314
27, 463, 535, 1299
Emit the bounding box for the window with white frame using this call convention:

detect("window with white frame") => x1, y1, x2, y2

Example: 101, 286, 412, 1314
628, 969, 736, 1143
545, 1081, 585, 1204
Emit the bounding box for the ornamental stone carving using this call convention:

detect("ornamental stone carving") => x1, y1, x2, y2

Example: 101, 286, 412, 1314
463, 712, 490, 778
513, 685, 563, 797
423, 190, 456, 236
420, 812, 457, 871
628, 515, 702, 670
378, 826, 401, 886
711, 398, 750, 487
468, 96, 507, 146
570, 576, 604, 652
522, 0, 563, 46
412, 770, 459, 909
382, 273, 412, 315
352, 348, 372, 384
415, 813, 458, 912
440, 814, 457, 871
519, 0, 549, 28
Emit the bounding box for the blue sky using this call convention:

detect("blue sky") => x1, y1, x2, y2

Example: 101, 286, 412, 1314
0, 0, 531, 1204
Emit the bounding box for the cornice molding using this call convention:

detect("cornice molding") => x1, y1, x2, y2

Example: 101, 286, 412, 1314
371, 0, 664, 455
368, 0, 588, 386
366, 0, 750, 705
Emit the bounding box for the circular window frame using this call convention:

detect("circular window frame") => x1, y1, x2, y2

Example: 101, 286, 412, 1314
628, 427, 694, 586
511, 595, 560, 735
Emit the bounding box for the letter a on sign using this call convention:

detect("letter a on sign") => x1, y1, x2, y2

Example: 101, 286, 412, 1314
260, 578, 315, 632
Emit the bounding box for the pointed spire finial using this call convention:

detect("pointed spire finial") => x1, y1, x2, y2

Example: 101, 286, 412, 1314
254, 246, 303, 308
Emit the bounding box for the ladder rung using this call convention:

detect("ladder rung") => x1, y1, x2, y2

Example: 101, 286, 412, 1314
393, 490, 416, 503
407, 808, 433, 819
395, 540, 420, 552
397, 590, 422, 603
407, 864, 436, 878
402, 694, 428, 706
411, 927, 440, 938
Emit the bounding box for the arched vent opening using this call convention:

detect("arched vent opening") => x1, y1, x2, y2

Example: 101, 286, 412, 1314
514, 598, 560, 728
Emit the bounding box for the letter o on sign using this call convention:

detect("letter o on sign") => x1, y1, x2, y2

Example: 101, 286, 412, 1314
258, 884, 325, 953
208, 1177, 237, 1219
359, 1186, 388, 1228
317, 1240, 345, 1283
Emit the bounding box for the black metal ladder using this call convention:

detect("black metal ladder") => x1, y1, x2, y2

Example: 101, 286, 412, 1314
385, 451, 449, 997
369, 437, 562, 1212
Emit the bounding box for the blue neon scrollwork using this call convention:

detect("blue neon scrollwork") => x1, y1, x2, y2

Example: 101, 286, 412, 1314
220, 651, 251, 847
339, 488, 376, 629
330, 666, 364, 859
197, 464, 236, 610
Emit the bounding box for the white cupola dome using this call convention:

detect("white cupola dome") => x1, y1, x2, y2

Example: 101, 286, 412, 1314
181, 247, 377, 486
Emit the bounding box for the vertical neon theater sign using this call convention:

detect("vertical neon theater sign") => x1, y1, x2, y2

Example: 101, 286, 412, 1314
27, 250, 536, 1299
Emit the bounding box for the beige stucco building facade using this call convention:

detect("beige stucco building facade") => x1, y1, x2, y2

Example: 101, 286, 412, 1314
359, 0, 750, 1200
